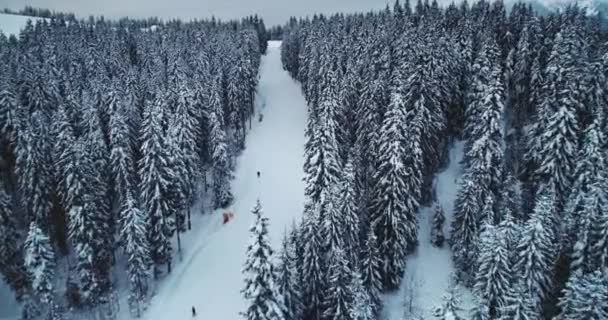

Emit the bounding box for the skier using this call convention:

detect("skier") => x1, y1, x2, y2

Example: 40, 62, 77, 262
257, 171, 260, 178
192, 306, 196, 317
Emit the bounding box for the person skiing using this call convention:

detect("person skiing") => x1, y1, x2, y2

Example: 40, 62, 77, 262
192, 306, 196, 317
257, 171, 260, 178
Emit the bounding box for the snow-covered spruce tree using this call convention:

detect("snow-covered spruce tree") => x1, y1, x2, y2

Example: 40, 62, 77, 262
0, 80, 19, 148
556, 271, 608, 320
24, 221, 56, 309
109, 106, 137, 207
241, 199, 285, 320
498, 280, 540, 320
81, 106, 114, 298
208, 78, 233, 209
433, 277, 464, 320
322, 247, 355, 320
276, 229, 302, 320
369, 89, 418, 290
513, 186, 558, 311
500, 173, 524, 221
473, 223, 511, 318
564, 111, 605, 253
589, 179, 608, 274
463, 38, 505, 202
568, 175, 608, 274
300, 205, 326, 320
450, 173, 482, 285
52, 103, 76, 208
334, 156, 361, 264
526, 27, 585, 209
431, 202, 446, 247
119, 193, 150, 318
139, 94, 175, 277
66, 135, 109, 305
303, 75, 342, 213
15, 111, 53, 226
497, 209, 521, 267
0, 184, 29, 301
360, 228, 382, 316
350, 270, 374, 320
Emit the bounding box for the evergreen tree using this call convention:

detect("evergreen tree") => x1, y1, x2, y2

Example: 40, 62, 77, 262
369, 90, 417, 290
23, 222, 56, 306
0, 185, 29, 301
557, 271, 608, 320
498, 281, 540, 320
360, 228, 382, 316
241, 200, 285, 320
119, 194, 150, 318
139, 94, 175, 277
473, 224, 511, 318
276, 230, 302, 320
208, 80, 233, 209
300, 206, 325, 320
513, 187, 558, 310
323, 247, 355, 320
451, 174, 482, 284
431, 203, 445, 247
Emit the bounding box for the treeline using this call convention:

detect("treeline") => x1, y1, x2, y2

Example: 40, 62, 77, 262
279, 0, 608, 319
0, 14, 266, 320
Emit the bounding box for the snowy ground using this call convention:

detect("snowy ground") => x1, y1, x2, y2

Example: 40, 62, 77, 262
134, 40, 307, 320
0, 13, 47, 37
382, 141, 474, 320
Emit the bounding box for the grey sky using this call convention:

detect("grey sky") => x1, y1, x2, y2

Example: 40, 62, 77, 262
2, 0, 397, 26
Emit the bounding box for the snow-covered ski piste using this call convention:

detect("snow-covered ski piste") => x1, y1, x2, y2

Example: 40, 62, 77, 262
138, 41, 308, 320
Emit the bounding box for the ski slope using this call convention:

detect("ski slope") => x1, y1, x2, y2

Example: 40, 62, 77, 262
0, 13, 47, 37
139, 41, 307, 320
382, 141, 473, 320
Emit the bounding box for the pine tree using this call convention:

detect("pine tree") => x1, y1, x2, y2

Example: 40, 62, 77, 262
139, 94, 175, 277
369, 90, 417, 290
431, 203, 445, 247
119, 194, 150, 318
300, 206, 325, 320
241, 200, 285, 320
323, 247, 355, 320
473, 224, 511, 318
208, 80, 233, 209
276, 230, 302, 320
360, 228, 382, 316
557, 271, 608, 320
0, 80, 19, 148
15, 111, 53, 225
513, 187, 558, 309
109, 107, 137, 206
0, 185, 29, 301
527, 28, 585, 208
451, 174, 482, 284
334, 156, 360, 263
24, 221, 56, 305
498, 281, 540, 320
350, 271, 374, 320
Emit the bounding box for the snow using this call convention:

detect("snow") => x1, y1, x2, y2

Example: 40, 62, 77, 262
0, 278, 18, 320
382, 141, 474, 320
0, 13, 46, 37
134, 40, 307, 320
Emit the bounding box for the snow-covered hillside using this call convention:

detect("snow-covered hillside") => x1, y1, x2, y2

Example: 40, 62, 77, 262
0, 13, 46, 37
132, 41, 308, 320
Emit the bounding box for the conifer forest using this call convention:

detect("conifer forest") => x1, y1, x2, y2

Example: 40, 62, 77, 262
1, 0, 608, 320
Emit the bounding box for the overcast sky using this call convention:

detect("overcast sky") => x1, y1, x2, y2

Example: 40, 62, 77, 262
2, 0, 400, 26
